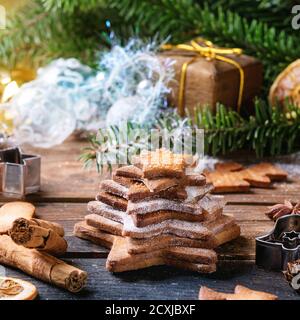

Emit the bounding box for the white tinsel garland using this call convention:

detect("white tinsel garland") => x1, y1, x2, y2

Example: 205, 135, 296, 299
4, 39, 174, 148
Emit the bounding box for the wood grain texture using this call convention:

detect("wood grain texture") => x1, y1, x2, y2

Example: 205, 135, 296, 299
2, 259, 298, 300
30, 202, 273, 261
0, 137, 298, 300
1, 137, 297, 204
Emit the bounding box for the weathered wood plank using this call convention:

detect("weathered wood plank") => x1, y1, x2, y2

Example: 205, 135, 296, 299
64, 222, 269, 260
2, 186, 296, 204
32, 202, 274, 230
223, 193, 299, 205
1, 259, 298, 300
65, 234, 256, 260
20, 176, 300, 204
31, 203, 271, 222
9, 138, 297, 204
0, 201, 275, 259
26, 202, 273, 260
65, 237, 109, 258
2, 139, 297, 300
54, 220, 273, 242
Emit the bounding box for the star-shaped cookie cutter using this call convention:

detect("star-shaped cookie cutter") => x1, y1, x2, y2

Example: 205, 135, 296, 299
0, 146, 41, 197
256, 215, 300, 270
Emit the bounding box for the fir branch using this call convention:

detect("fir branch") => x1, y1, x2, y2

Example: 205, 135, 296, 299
195, 101, 300, 157
0, 1, 123, 68
2, 0, 300, 89
79, 122, 152, 172
41, 0, 106, 13
81, 101, 300, 172
203, 0, 298, 32
109, 0, 300, 88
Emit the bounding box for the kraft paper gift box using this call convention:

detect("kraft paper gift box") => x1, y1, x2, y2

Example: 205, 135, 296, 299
159, 40, 263, 116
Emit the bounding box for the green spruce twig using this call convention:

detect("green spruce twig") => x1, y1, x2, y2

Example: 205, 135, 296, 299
195, 101, 300, 157
81, 101, 300, 172
109, 0, 300, 89
2, 0, 300, 90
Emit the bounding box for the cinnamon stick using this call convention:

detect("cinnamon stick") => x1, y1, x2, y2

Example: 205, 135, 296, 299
9, 218, 67, 256
0, 235, 87, 293
0, 202, 35, 234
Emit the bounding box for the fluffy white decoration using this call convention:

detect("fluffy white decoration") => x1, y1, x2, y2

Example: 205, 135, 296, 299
103, 39, 174, 127
7, 39, 174, 148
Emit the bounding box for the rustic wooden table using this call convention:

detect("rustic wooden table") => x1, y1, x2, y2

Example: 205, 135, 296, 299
1, 138, 300, 300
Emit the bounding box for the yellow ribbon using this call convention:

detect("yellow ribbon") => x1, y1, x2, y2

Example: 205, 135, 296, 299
161, 38, 244, 116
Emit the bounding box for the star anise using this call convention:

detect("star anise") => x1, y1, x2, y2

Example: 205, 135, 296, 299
265, 200, 300, 221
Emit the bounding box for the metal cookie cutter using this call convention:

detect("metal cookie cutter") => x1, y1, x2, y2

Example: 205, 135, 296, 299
256, 215, 300, 270
0, 146, 41, 197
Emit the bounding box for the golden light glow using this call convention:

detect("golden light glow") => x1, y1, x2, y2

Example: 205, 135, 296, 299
1, 81, 19, 103
0, 65, 36, 136
1, 76, 11, 85
0, 109, 13, 135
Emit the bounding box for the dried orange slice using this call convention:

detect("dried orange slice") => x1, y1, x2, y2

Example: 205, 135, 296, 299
269, 59, 300, 107
0, 277, 38, 300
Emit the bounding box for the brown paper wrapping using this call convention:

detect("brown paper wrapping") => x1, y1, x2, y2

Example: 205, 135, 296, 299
159, 51, 263, 116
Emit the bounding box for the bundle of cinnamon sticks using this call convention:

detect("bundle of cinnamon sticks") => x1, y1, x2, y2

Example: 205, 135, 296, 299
0, 202, 87, 293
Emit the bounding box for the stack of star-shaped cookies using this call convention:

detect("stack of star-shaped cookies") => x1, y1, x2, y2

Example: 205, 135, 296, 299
74, 149, 240, 273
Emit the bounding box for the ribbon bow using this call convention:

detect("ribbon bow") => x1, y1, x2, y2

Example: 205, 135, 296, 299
161, 38, 244, 115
